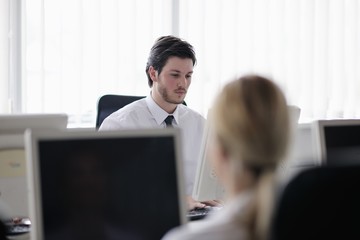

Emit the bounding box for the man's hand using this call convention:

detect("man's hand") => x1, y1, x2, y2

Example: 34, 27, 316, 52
201, 199, 223, 207
186, 196, 223, 210
187, 196, 206, 210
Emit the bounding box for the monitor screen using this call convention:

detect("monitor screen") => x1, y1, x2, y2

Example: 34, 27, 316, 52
313, 119, 360, 165
27, 129, 186, 240
324, 124, 360, 165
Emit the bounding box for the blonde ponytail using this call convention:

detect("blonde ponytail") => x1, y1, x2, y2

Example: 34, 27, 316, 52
213, 75, 289, 240
254, 170, 276, 240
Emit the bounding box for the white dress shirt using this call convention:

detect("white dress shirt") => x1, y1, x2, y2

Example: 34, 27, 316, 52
99, 95, 205, 194
162, 191, 254, 240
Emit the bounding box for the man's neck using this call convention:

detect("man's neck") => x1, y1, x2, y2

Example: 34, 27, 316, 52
151, 91, 177, 114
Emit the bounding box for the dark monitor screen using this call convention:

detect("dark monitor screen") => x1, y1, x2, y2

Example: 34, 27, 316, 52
324, 125, 360, 165
35, 133, 183, 240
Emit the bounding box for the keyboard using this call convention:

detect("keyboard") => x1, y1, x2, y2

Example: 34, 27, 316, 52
6, 225, 30, 236
187, 206, 223, 221
4, 217, 31, 236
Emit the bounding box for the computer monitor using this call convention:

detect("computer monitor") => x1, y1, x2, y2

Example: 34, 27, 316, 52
26, 128, 186, 240
0, 113, 68, 132
279, 123, 318, 183
287, 123, 316, 167
313, 119, 360, 165
192, 116, 225, 202
0, 133, 26, 220
192, 106, 301, 202
0, 114, 68, 220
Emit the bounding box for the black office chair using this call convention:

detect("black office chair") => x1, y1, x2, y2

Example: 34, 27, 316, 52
96, 94, 187, 129
270, 165, 360, 240
95, 94, 145, 129
0, 220, 8, 240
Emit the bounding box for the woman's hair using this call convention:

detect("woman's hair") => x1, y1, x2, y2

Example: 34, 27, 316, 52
212, 74, 290, 240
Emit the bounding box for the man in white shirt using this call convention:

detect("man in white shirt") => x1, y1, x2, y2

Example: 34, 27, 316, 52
99, 36, 206, 210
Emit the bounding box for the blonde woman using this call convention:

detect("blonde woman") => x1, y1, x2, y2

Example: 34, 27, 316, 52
163, 75, 290, 240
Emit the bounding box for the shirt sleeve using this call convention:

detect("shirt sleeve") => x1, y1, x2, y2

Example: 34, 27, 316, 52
99, 112, 138, 130
98, 115, 123, 131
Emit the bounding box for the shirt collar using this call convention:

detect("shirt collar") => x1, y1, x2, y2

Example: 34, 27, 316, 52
145, 94, 180, 126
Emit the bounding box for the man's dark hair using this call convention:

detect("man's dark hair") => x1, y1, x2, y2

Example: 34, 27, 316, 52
145, 35, 197, 87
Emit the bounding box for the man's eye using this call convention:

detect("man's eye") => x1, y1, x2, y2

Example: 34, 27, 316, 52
171, 74, 179, 77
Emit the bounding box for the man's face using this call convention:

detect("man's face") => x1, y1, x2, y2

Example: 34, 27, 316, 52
152, 57, 193, 104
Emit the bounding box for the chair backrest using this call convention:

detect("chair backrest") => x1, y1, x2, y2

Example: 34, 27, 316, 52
95, 95, 145, 129
96, 94, 187, 129
0, 219, 7, 240
270, 165, 360, 240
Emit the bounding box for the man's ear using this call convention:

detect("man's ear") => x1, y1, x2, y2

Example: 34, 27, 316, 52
149, 66, 158, 83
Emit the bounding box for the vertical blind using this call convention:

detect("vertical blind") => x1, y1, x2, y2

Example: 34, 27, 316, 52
0, 0, 9, 112
20, 0, 360, 126
24, 0, 172, 126
179, 0, 360, 122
